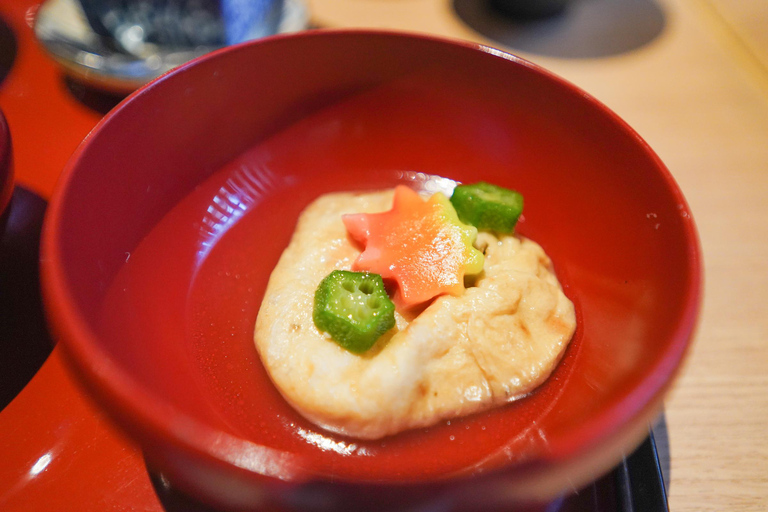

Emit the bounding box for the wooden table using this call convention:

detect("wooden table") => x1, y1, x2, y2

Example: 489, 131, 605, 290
1, 0, 766, 510
306, 0, 768, 509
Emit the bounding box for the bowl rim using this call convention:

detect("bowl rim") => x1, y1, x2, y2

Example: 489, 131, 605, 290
40, 28, 703, 487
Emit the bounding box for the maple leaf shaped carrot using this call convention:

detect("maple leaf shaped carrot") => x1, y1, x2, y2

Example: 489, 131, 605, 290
343, 185, 484, 309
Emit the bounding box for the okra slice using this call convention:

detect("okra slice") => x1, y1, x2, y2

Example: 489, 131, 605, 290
450, 182, 524, 234
313, 270, 396, 353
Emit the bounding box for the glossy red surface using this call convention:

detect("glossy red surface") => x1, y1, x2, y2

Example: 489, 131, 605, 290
0, 2, 111, 200
37, 31, 700, 511
0, 2, 153, 509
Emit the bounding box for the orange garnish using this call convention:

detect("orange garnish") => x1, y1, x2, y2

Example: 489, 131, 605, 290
343, 186, 484, 309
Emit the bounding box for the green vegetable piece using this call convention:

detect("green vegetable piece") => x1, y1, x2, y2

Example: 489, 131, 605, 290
313, 270, 396, 353
450, 181, 524, 234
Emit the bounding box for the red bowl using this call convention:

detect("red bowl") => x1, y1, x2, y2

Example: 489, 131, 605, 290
0, 109, 13, 233
41, 30, 701, 511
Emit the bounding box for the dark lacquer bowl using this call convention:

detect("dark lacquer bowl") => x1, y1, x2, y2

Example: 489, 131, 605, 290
0, 109, 13, 234
41, 30, 701, 511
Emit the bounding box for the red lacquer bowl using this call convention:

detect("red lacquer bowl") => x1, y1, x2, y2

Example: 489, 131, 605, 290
0, 109, 13, 233
41, 30, 701, 511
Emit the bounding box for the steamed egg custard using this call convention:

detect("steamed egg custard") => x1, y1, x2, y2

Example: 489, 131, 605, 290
255, 184, 576, 440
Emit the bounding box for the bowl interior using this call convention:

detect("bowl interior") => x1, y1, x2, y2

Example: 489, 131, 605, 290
45, 31, 699, 484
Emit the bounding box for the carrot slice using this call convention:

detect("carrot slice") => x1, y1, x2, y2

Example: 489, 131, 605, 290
343, 186, 484, 309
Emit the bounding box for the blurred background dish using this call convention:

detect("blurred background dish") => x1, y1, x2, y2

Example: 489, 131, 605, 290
33, 0, 309, 93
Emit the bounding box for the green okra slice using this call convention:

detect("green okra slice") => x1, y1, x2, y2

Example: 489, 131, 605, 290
313, 270, 396, 354
450, 181, 524, 234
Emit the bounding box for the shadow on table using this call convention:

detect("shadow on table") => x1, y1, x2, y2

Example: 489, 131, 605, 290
0, 187, 54, 412
453, 0, 666, 59
64, 75, 126, 116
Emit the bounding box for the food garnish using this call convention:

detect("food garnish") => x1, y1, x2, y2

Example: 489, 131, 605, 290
450, 181, 524, 234
313, 270, 396, 353
342, 185, 484, 309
